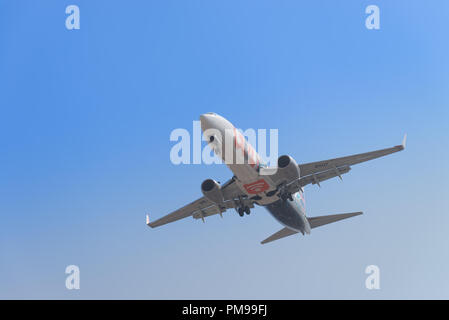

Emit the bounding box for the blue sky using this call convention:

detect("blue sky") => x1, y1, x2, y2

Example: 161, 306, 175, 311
0, 0, 448, 299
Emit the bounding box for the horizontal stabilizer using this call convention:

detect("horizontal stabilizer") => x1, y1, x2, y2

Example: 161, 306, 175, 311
261, 227, 298, 245
307, 211, 363, 229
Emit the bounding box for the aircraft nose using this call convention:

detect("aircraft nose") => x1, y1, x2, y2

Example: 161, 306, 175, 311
200, 113, 214, 132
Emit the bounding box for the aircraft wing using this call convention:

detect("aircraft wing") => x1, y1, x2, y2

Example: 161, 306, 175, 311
147, 177, 250, 228
283, 135, 406, 193
299, 135, 406, 177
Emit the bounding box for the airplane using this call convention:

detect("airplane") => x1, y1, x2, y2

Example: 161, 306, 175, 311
146, 113, 406, 244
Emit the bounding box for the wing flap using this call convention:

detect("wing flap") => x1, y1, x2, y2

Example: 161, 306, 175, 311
261, 227, 298, 244
286, 165, 351, 193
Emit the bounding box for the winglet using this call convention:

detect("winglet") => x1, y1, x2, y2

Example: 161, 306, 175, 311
402, 133, 407, 149
395, 134, 407, 150
146, 214, 150, 226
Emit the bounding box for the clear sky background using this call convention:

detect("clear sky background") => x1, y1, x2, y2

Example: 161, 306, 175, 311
0, 1, 448, 299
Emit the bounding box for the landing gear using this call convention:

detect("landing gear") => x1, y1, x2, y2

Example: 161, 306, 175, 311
236, 206, 250, 217
279, 189, 293, 202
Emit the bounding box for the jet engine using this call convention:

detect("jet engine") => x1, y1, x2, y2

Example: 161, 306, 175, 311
276, 155, 301, 183
201, 179, 224, 204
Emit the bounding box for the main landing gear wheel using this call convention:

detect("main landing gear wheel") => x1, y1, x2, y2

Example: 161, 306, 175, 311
238, 207, 244, 217
244, 206, 251, 215
279, 191, 294, 202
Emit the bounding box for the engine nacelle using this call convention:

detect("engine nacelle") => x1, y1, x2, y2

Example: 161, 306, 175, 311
276, 155, 301, 183
201, 179, 224, 204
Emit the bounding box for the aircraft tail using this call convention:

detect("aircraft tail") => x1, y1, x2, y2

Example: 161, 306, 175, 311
260, 227, 298, 244
260, 211, 363, 245
307, 211, 363, 229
